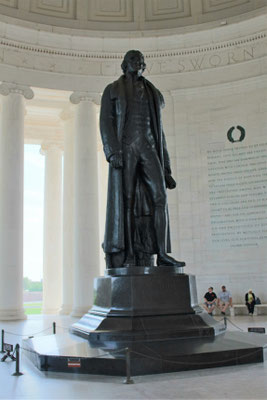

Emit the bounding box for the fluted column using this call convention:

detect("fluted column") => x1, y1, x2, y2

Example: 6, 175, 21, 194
0, 83, 34, 320
41, 143, 63, 314
60, 109, 74, 315
70, 92, 100, 317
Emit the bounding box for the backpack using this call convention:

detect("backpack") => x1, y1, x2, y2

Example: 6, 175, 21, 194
255, 297, 261, 305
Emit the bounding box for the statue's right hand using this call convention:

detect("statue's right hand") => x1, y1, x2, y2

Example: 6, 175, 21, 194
109, 153, 123, 169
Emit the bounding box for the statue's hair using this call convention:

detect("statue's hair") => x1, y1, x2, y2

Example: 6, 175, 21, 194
121, 50, 146, 74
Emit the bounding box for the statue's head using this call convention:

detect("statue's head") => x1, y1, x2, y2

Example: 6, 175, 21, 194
121, 50, 146, 76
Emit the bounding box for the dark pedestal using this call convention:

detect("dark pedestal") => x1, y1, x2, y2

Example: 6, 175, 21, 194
23, 268, 265, 376
71, 268, 224, 342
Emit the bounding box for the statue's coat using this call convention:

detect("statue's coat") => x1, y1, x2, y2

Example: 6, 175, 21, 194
100, 75, 171, 254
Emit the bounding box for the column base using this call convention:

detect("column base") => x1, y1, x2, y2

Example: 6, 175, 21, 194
71, 306, 90, 318
0, 308, 27, 321
59, 305, 73, 315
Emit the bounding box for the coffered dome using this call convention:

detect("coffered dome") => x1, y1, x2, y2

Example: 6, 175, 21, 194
0, 0, 266, 32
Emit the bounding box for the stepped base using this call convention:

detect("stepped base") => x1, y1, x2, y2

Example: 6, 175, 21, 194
23, 268, 265, 376
71, 268, 224, 342
23, 331, 265, 376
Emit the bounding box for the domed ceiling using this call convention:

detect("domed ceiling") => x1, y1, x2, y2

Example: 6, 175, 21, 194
0, 0, 266, 31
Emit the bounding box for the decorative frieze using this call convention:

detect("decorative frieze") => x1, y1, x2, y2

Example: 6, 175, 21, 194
0, 30, 265, 79
0, 31, 265, 59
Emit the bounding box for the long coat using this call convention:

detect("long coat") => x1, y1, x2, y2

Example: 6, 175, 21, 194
100, 74, 171, 254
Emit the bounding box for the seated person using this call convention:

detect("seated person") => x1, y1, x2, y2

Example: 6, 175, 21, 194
203, 287, 217, 315
245, 289, 256, 315
217, 285, 232, 315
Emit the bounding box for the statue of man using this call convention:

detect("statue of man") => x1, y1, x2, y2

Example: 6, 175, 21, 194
100, 50, 185, 268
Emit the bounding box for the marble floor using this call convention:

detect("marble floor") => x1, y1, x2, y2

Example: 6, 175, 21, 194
0, 314, 267, 400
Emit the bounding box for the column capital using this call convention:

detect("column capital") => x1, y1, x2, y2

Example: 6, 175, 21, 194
69, 91, 100, 105
0, 82, 34, 100
40, 142, 64, 155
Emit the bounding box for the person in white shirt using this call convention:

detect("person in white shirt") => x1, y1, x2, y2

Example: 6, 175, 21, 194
217, 285, 233, 315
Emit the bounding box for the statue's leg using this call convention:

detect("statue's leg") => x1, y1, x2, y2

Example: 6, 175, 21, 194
124, 208, 135, 265
140, 147, 167, 250
154, 205, 167, 254
140, 148, 185, 267
122, 143, 138, 266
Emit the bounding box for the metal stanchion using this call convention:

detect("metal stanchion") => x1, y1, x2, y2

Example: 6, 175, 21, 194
1, 329, 4, 353
12, 344, 23, 376
53, 322, 56, 335
224, 316, 227, 329
123, 347, 134, 384
1, 343, 16, 362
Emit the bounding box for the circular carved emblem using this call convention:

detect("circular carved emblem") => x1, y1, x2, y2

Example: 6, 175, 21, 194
227, 126, 246, 143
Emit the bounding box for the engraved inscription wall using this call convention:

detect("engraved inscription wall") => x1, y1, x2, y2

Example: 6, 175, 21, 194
207, 143, 267, 248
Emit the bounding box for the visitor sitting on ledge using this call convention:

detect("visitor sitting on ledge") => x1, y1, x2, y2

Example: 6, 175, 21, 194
203, 287, 217, 315
217, 285, 233, 315
245, 289, 256, 316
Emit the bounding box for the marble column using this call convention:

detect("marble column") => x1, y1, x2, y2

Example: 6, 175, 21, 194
70, 92, 100, 317
0, 83, 34, 320
59, 109, 74, 315
41, 143, 63, 314
96, 107, 108, 275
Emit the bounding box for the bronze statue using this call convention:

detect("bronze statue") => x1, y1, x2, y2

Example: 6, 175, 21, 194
100, 50, 185, 268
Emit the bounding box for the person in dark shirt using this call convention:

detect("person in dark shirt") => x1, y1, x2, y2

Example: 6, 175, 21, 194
203, 287, 217, 315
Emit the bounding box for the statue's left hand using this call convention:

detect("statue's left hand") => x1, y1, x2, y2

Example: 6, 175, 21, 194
165, 174, 176, 190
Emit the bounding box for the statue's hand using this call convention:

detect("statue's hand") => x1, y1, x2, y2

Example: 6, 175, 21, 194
165, 174, 176, 190
109, 153, 123, 169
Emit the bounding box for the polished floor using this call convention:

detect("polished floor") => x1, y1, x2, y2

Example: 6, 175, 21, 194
0, 314, 267, 400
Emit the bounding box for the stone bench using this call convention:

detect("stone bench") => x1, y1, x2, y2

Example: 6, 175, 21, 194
232, 304, 267, 316
201, 304, 267, 316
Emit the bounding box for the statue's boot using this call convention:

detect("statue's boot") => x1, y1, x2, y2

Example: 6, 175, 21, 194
123, 208, 135, 267
157, 253, 185, 267
154, 206, 185, 267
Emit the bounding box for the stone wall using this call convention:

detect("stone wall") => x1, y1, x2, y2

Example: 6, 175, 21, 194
171, 77, 267, 303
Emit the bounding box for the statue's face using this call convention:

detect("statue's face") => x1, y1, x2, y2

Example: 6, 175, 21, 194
126, 52, 145, 76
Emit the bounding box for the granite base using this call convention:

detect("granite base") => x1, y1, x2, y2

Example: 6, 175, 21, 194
23, 331, 265, 376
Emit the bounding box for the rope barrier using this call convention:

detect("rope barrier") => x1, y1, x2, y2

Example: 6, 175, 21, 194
4, 327, 52, 337
225, 318, 245, 332
129, 346, 263, 366
0, 315, 260, 343
1, 310, 262, 340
